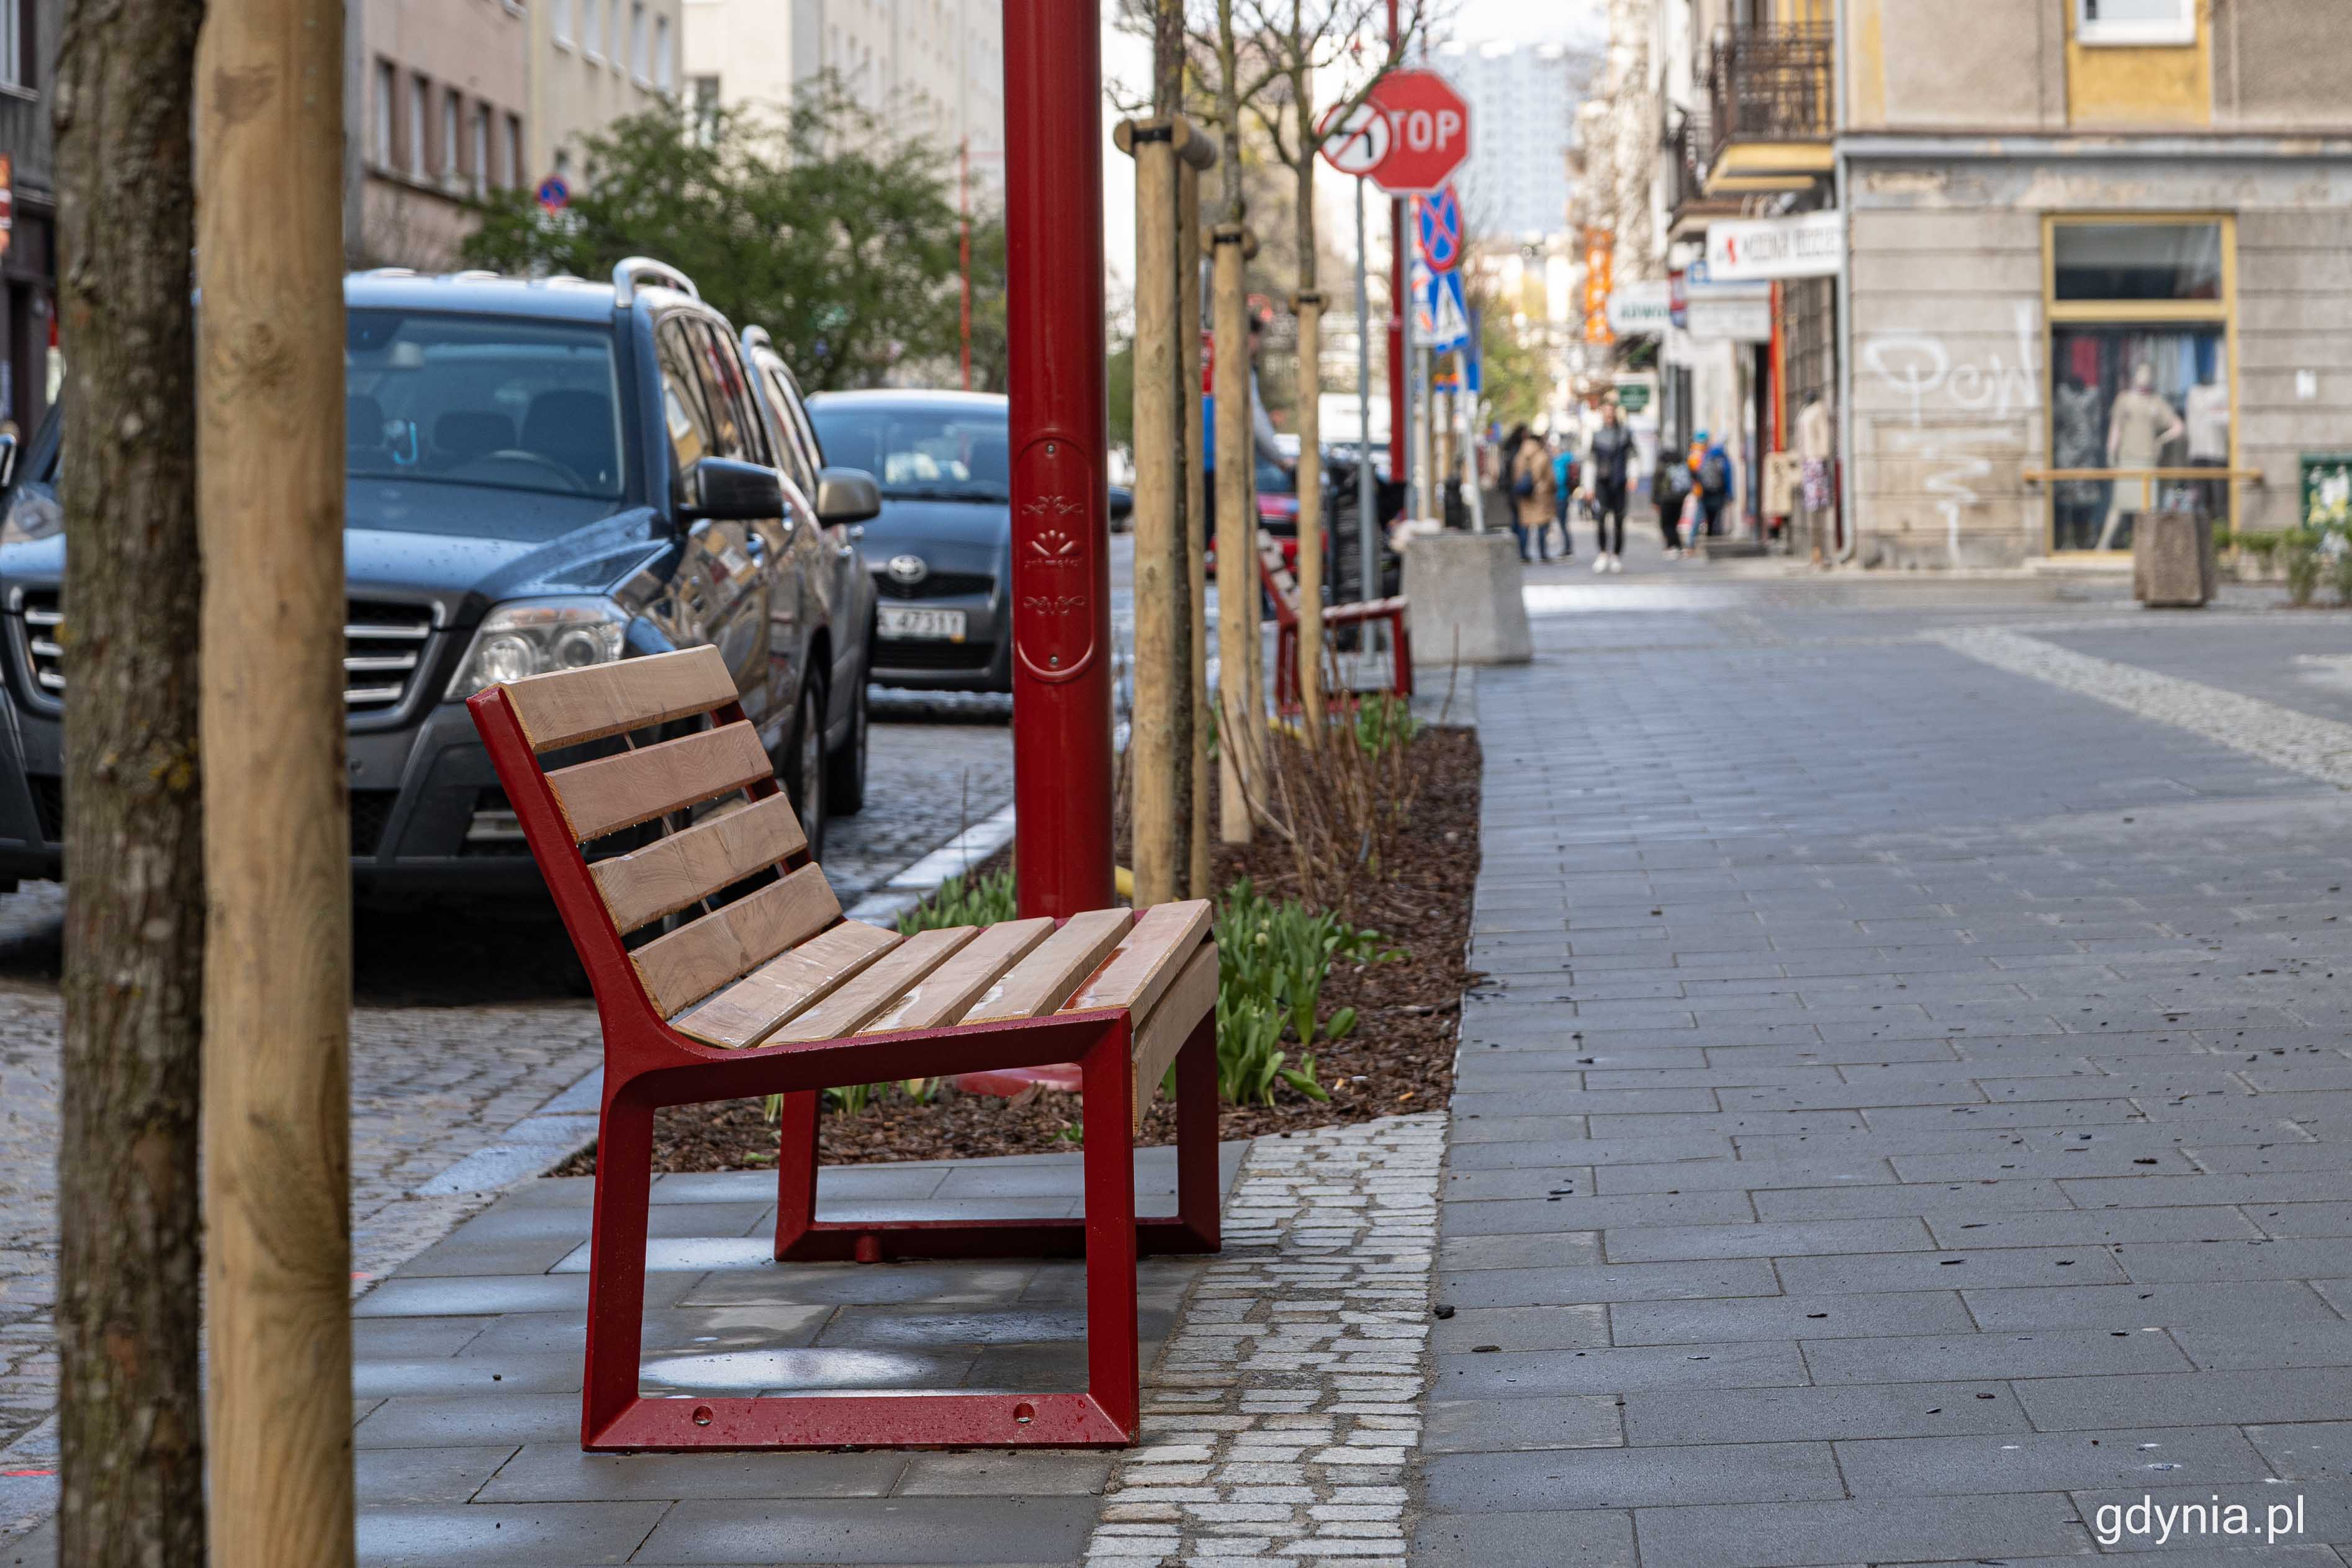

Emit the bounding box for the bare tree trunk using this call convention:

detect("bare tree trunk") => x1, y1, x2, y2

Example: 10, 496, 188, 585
1152, 0, 1183, 114
196, 0, 356, 1553
1178, 159, 1212, 894
1287, 29, 1325, 732
51, 0, 209, 1556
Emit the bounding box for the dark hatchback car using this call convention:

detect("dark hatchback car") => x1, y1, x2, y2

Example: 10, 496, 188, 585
0, 259, 879, 889
807, 389, 1014, 692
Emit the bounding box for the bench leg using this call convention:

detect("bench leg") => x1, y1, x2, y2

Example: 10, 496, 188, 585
1173, 1006, 1221, 1251
772, 1089, 822, 1259
1081, 1017, 1140, 1438
582, 1093, 656, 1447
1390, 610, 1414, 698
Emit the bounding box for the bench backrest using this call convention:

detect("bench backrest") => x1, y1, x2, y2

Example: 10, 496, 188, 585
467, 647, 836, 1024
1256, 540, 1300, 625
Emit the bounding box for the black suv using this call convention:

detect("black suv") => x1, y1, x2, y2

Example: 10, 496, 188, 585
0, 258, 880, 889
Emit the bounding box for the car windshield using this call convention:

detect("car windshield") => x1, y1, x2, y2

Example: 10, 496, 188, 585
808, 404, 1008, 502
346, 310, 626, 500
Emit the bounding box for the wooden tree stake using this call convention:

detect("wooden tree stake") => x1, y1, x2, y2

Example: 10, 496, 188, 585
1115, 117, 1183, 908
196, 0, 357, 1556
1294, 289, 1327, 732
1212, 223, 1256, 844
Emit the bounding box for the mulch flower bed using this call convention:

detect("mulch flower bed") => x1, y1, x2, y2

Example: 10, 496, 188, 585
554, 723, 1481, 1175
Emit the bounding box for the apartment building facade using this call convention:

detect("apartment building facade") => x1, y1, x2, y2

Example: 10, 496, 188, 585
1616, 0, 2352, 569
346, 0, 682, 269
0, 0, 58, 435
679, 0, 1005, 186
353, 0, 533, 267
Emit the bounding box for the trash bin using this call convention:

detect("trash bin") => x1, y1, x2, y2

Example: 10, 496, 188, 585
2132, 510, 2216, 608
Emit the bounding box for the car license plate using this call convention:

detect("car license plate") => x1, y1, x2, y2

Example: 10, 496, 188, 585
878, 606, 967, 642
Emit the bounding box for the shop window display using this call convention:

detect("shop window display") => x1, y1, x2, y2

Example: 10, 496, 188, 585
2047, 218, 2230, 554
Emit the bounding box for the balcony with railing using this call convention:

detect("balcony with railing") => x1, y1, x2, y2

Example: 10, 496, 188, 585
1705, 22, 1836, 187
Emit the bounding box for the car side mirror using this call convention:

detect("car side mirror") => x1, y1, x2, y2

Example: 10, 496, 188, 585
1107, 485, 1133, 523
816, 466, 881, 525
677, 456, 782, 523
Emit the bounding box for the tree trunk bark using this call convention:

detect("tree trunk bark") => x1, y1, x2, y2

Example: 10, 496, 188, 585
196, 0, 357, 1554
1178, 158, 1211, 895
1212, 225, 1255, 844
51, 0, 209, 1556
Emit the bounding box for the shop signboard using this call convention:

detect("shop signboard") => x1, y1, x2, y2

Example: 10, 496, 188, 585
1685, 287, 1772, 343
1613, 377, 1653, 414
1606, 279, 1672, 336
1705, 210, 1842, 283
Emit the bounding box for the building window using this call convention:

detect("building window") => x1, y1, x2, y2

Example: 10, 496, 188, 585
690, 74, 721, 142
506, 114, 525, 188
654, 15, 674, 90
373, 60, 396, 165
629, 2, 647, 80
2075, 0, 2195, 47
0, 0, 24, 89
471, 104, 489, 196
551, 0, 571, 44
582, 0, 602, 58
605, 0, 621, 69
441, 89, 461, 182
408, 74, 430, 177
2045, 216, 2232, 555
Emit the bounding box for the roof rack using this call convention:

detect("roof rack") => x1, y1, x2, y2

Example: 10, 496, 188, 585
449, 269, 502, 282
364, 266, 419, 278
611, 256, 699, 305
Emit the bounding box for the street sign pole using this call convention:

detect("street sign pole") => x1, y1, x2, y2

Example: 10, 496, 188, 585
1004, 0, 1114, 919
1355, 174, 1376, 605
1385, 0, 1406, 500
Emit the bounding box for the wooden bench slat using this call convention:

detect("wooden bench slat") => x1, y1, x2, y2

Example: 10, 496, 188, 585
858, 917, 1055, 1034
962, 908, 1135, 1024
773, 925, 981, 1044
1130, 941, 1217, 1133
590, 794, 808, 934
549, 720, 772, 843
631, 862, 840, 1017
1063, 899, 1211, 1020
672, 920, 901, 1049
504, 646, 739, 752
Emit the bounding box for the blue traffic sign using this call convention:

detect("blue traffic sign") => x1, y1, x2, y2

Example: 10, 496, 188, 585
536, 175, 571, 213
1415, 186, 1463, 273
1423, 269, 1471, 354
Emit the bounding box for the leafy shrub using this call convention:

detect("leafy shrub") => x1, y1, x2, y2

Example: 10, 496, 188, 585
898, 867, 1016, 934
1210, 878, 1394, 1105
2285, 531, 2323, 606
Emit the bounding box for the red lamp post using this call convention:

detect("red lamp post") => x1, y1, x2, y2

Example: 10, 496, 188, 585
1004, 0, 1115, 920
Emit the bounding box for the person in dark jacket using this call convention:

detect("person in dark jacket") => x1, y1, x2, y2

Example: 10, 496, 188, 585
1584, 402, 1633, 573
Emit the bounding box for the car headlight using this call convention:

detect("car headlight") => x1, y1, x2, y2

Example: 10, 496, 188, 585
446, 597, 629, 701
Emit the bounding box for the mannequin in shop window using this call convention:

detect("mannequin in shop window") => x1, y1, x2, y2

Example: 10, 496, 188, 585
2184, 367, 2229, 522
2099, 359, 2184, 552
2053, 371, 2105, 552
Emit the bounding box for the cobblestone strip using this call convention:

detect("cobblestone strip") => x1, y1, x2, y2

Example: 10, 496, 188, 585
1934, 623, 2352, 787
1084, 1112, 1445, 1567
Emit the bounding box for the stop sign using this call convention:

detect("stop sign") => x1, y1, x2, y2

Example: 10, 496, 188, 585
1364, 68, 1471, 196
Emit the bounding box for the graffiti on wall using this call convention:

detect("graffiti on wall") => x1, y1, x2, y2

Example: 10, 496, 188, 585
1861, 302, 2041, 563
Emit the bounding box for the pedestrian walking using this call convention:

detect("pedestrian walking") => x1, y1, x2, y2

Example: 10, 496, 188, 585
1696, 429, 1732, 539
1655, 451, 1687, 557
1549, 436, 1575, 562
1585, 402, 1633, 574
1508, 426, 1551, 563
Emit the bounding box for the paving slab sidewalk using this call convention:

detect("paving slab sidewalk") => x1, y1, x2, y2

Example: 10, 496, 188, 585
3, 1142, 1243, 1568
1413, 558, 2352, 1567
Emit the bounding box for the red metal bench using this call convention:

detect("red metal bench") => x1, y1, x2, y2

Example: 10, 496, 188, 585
469, 646, 1220, 1452
1256, 537, 1413, 715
